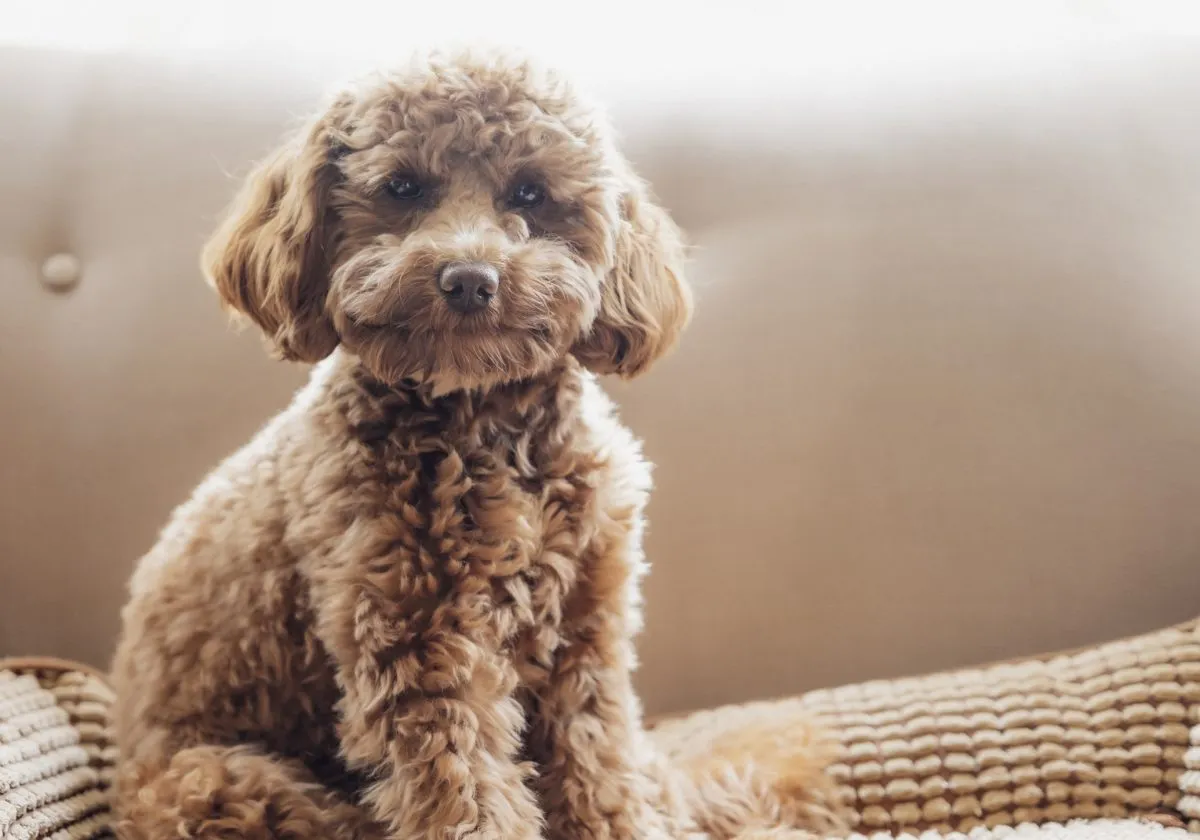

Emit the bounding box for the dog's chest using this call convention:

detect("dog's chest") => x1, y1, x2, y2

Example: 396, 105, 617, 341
342, 399, 605, 677
423, 432, 598, 640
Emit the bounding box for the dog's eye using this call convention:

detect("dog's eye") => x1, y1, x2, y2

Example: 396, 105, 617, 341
385, 176, 424, 200
508, 182, 546, 209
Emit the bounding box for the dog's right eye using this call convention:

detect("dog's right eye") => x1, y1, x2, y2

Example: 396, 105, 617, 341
385, 176, 424, 200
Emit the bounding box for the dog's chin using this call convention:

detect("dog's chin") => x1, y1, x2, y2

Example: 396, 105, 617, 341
341, 319, 572, 394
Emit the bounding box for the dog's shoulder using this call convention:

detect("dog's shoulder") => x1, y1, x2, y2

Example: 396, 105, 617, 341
573, 370, 654, 509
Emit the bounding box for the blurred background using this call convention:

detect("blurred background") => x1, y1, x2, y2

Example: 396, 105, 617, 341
3, 1, 1200, 716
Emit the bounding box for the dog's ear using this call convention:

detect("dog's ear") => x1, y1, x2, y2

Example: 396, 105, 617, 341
573, 175, 692, 378
201, 108, 345, 363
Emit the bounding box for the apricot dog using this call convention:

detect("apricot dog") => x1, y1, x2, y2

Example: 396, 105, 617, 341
110, 52, 838, 840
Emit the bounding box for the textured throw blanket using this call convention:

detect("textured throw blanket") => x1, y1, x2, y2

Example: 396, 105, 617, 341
5, 620, 1200, 838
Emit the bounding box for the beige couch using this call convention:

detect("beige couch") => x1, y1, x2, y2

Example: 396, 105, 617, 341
4, 16, 1200, 726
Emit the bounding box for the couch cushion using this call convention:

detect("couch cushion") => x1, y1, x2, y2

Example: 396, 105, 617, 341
6, 13, 1200, 718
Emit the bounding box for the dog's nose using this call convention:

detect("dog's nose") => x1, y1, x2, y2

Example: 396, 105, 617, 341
438, 262, 500, 313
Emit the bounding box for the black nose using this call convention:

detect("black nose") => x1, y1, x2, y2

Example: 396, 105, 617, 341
438, 262, 500, 313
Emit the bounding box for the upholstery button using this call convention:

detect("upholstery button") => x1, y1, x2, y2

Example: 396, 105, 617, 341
40, 253, 82, 291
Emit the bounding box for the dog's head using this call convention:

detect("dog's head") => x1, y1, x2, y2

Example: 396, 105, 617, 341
202, 53, 691, 390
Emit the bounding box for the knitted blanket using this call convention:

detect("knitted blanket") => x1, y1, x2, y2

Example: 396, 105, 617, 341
847, 821, 1188, 839
5, 620, 1200, 839
652, 621, 1200, 836
0, 660, 115, 840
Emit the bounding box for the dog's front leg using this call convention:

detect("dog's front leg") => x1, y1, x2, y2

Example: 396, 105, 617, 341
316, 590, 543, 840
528, 613, 675, 840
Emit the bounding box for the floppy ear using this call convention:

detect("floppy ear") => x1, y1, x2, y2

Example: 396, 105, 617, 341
201, 114, 342, 362
573, 177, 693, 378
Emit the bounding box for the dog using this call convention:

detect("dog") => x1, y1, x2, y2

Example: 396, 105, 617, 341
110, 51, 842, 840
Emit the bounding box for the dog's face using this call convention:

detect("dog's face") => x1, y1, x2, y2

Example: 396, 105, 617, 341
203, 54, 691, 390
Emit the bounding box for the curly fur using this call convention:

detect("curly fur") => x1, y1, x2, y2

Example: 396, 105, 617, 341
110, 51, 842, 840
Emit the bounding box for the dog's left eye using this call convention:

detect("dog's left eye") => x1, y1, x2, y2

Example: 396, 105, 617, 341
385, 176, 424, 200
508, 182, 546, 209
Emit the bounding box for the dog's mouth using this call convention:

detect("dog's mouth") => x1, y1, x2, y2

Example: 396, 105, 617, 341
445, 307, 500, 334
331, 251, 586, 387
342, 305, 554, 349
443, 311, 555, 344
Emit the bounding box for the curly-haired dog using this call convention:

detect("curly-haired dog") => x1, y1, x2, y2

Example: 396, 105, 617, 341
110, 52, 842, 840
